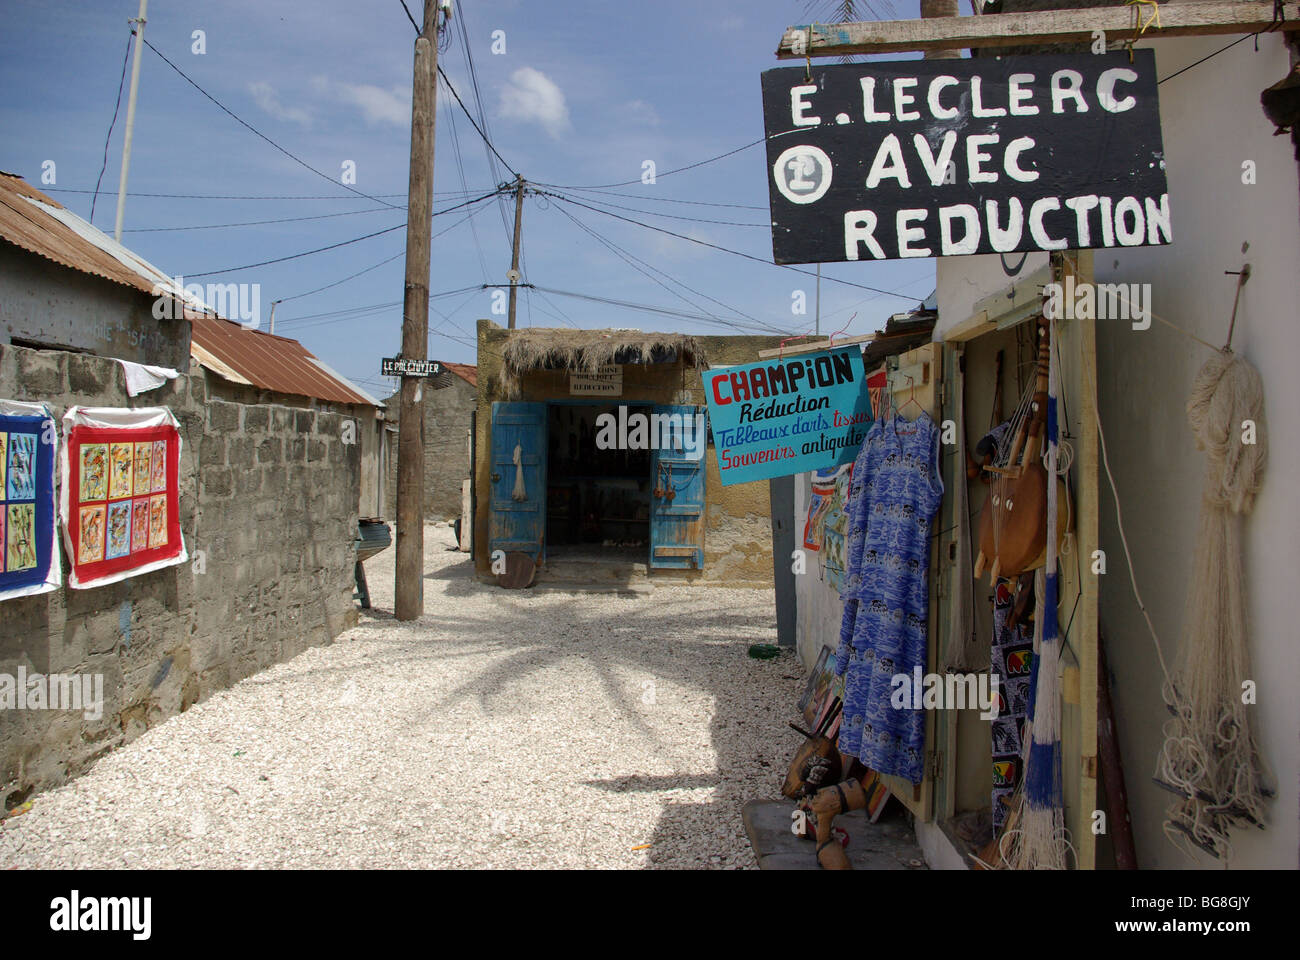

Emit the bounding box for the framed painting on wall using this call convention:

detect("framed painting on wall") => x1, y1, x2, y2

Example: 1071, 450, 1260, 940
60, 406, 186, 589
0, 399, 60, 602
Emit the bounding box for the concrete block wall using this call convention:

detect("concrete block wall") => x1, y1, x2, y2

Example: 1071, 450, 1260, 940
0, 343, 360, 808
383, 373, 476, 522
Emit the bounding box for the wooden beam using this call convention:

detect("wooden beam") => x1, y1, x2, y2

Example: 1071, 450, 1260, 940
776, 3, 1300, 58
755, 332, 879, 359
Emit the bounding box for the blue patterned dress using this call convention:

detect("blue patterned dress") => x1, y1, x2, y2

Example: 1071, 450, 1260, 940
835, 413, 943, 783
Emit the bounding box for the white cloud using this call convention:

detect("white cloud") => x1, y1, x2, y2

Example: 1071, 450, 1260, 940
621, 99, 661, 126
498, 67, 571, 139
311, 76, 410, 127
248, 81, 312, 127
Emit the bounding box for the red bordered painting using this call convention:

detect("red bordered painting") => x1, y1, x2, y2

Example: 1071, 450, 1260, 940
60, 406, 186, 589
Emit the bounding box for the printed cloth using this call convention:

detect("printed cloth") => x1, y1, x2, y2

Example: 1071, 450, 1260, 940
990, 576, 1035, 829
0, 400, 60, 601
60, 406, 186, 589
835, 413, 943, 783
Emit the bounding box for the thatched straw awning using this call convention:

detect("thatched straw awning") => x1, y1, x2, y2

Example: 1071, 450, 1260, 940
498, 328, 703, 398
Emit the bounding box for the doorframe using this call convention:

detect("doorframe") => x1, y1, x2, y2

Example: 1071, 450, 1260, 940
543, 399, 653, 565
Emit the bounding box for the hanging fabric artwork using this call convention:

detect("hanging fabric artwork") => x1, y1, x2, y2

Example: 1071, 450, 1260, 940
0, 399, 60, 602
990, 576, 1034, 830
60, 406, 186, 590
835, 412, 944, 783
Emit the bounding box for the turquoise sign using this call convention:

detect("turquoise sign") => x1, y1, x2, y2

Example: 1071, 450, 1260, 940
703, 345, 873, 486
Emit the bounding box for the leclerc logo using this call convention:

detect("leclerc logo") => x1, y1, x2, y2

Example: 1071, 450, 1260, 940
49, 891, 151, 941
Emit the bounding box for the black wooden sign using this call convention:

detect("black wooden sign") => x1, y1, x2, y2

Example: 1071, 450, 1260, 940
381, 357, 442, 378
761, 51, 1169, 264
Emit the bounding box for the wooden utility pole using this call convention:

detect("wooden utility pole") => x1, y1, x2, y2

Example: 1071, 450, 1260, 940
394, 0, 439, 621
507, 174, 525, 329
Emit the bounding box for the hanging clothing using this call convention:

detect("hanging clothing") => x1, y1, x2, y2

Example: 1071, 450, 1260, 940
835, 412, 944, 783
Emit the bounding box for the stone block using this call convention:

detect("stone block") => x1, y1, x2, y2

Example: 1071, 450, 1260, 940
257, 437, 282, 464
14, 349, 63, 395
67, 354, 116, 396
243, 406, 269, 432
202, 466, 233, 498
208, 400, 240, 433
227, 436, 253, 467
199, 437, 226, 467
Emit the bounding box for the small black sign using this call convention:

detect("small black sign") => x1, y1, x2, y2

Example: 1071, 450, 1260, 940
761, 51, 1170, 264
382, 357, 442, 378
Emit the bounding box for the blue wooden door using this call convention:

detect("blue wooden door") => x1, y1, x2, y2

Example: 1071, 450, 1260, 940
649, 404, 705, 569
489, 402, 547, 561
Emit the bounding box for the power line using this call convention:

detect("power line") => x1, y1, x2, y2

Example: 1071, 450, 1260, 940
46, 188, 477, 200
188, 221, 406, 278
550, 191, 768, 228
546, 185, 768, 211
435, 64, 519, 179
450, 2, 515, 247
273, 251, 404, 305
141, 37, 405, 211
89, 25, 134, 226
123, 193, 494, 233
280, 285, 482, 332
440, 72, 490, 282
548, 200, 788, 335
537, 137, 765, 190
184, 190, 500, 277
274, 203, 495, 311
531, 285, 787, 331
540, 190, 915, 299
124, 205, 397, 233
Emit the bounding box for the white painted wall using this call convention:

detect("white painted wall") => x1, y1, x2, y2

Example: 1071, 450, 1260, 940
935, 33, 1299, 869
793, 471, 844, 669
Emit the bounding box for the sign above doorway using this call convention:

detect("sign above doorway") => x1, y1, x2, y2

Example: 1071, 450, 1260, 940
760, 51, 1170, 264
569, 364, 623, 396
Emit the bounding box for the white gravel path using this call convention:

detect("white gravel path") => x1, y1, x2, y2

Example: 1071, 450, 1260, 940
1, 525, 801, 869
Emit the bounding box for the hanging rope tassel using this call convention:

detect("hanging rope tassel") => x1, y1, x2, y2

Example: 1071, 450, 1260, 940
511, 443, 527, 501
1156, 350, 1272, 861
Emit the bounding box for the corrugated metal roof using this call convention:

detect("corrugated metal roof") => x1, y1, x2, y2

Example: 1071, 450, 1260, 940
0, 172, 205, 310
444, 362, 477, 387
190, 315, 376, 407
0, 173, 378, 409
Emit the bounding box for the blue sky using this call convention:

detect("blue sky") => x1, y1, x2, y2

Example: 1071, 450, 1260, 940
0, 0, 932, 397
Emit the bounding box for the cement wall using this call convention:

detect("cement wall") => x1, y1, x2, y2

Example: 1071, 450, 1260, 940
0, 244, 190, 370
0, 343, 360, 808
473, 320, 781, 585
933, 33, 1300, 868
383, 372, 475, 522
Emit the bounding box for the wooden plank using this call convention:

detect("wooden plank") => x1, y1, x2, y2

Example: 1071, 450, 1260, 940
776, 4, 1300, 57
1069, 249, 1100, 871
755, 332, 879, 359
944, 310, 994, 344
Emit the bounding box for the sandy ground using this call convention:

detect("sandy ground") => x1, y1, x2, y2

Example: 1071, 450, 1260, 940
2, 525, 801, 869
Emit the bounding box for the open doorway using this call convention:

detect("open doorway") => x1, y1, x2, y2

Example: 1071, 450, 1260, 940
545, 402, 651, 565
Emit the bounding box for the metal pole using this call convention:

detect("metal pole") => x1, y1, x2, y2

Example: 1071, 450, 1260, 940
507, 174, 524, 329
394, 0, 439, 621
815, 264, 821, 336
113, 0, 148, 243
